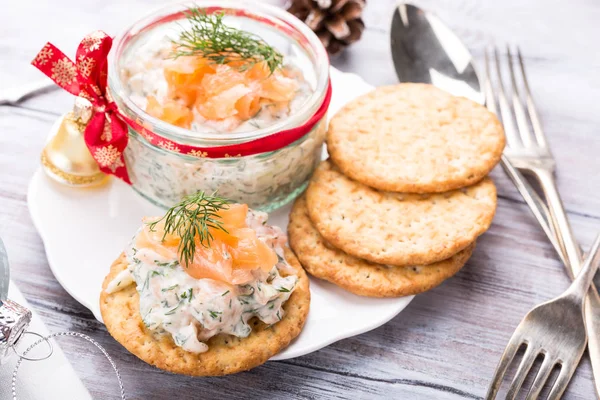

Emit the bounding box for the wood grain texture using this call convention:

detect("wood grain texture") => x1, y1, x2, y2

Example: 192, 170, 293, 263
1, 0, 599, 398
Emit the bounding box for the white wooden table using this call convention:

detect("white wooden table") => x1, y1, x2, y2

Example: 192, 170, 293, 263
2, 0, 599, 398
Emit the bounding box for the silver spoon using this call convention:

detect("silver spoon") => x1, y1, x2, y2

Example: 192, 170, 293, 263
0, 79, 57, 106
389, 2, 564, 266
390, 3, 484, 104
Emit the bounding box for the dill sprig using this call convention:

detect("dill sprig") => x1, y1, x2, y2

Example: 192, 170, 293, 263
148, 191, 231, 268
173, 8, 283, 73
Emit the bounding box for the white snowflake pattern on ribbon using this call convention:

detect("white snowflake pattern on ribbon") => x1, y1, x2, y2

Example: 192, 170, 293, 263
81, 31, 107, 52
100, 120, 112, 142
34, 44, 54, 66
51, 57, 78, 87
94, 145, 124, 172
158, 141, 181, 153
188, 149, 208, 158
78, 55, 97, 78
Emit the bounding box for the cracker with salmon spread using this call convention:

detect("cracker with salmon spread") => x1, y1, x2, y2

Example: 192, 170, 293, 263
306, 161, 496, 267
100, 248, 309, 376
289, 195, 475, 297
100, 194, 310, 376
326, 83, 505, 193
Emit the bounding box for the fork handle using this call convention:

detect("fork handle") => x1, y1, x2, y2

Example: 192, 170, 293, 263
500, 156, 566, 265
566, 234, 600, 301
534, 167, 600, 398
535, 168, 583, 275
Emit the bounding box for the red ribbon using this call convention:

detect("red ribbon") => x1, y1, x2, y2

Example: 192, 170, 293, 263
32, 31, 131, 183
32, 31, 331, 184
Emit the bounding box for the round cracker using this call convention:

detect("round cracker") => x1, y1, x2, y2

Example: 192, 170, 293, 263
100, 248, 310, 376
289, 195, 475, 297
327, 83, 505, 193
306, 160, 496, 266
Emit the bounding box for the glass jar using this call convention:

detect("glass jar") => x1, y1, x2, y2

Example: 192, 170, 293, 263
108, 0, 330, 211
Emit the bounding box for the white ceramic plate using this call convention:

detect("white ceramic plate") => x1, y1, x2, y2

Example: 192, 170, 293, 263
27, 68, 414, 360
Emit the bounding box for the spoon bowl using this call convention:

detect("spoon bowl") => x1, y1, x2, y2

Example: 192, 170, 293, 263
390, 3, 484, 104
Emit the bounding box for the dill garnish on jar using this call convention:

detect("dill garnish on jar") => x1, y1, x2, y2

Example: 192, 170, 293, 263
173, 9, 284, 73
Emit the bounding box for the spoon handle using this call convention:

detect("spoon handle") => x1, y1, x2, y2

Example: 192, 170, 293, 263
0, 79, 57, 105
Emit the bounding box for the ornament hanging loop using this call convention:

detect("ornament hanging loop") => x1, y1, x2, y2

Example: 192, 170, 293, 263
12, 331, 126, 400
11, 331, 53, 362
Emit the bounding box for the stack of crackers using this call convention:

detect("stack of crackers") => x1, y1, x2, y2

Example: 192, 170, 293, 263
289, 84, 506, 297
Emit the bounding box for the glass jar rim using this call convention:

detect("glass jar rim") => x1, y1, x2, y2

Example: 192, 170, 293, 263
108, 0, 330, 146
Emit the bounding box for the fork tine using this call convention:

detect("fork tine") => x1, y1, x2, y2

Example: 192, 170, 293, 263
546, 362, 578, 400
493, 46, 522, 148
483, 48, 498, 115
517, 47, 549, 149
506, 46, 535, 147
505, 344, 538, 399
526, 355, 556, 400
486, 338, 523, 399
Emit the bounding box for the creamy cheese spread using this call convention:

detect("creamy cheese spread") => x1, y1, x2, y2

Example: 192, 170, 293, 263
106, 210, 298, 353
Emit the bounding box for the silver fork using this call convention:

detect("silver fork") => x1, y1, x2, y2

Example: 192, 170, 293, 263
485, 45, 600, 396
486, 233, 600, 399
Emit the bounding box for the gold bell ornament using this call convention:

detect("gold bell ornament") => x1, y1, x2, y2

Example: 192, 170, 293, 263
40, 97, 109, 187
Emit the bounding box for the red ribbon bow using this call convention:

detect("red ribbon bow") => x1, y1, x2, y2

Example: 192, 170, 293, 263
32, 31, 131, 183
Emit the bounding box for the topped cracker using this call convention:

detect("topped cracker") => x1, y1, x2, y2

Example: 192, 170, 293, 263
327, 83, 505, 193
305, 160, 496, 267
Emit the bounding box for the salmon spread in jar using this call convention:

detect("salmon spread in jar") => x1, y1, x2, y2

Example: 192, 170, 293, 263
108, 1, 330, 211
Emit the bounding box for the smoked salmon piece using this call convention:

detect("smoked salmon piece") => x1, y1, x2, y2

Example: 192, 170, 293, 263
200, 66, 246, 97
217, 204, 249, 229
139, 204, 278, 285
164, 57, 214, 106
136, 220, 179, 260
207, 204, 248, 247
146, 96, 194, 129
185, 241, 233, 281
245, 61, 271, 80
196, 84, 251, 120
147, 55, 301, 128
259, 74, 298, 102
185, 240, 255, 285
230, 228, 278, 272
235, 94, 261, 120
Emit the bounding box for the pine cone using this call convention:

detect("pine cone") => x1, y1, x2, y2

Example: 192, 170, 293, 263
288, 0, 365, 56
